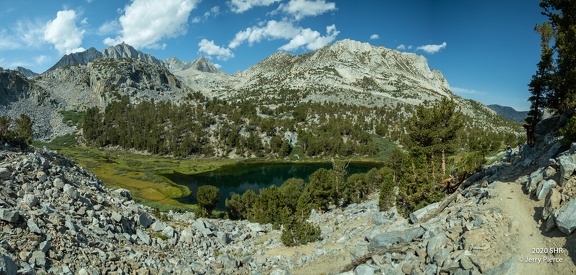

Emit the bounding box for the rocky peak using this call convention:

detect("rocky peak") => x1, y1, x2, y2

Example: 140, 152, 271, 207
16, 67, 38, 78
102, 42, 163, 66
164, 57, 192, 72
46, 47, 103, 72
189, 57, 223, 74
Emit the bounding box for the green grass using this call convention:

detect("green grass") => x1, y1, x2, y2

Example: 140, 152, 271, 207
35, 140, 235, 211
59, 110, 85, 127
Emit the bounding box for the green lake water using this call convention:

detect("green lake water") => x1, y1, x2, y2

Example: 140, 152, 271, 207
164, 162, 382, 210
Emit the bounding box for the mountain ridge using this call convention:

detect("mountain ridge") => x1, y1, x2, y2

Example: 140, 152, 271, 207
487, 104, 528, 122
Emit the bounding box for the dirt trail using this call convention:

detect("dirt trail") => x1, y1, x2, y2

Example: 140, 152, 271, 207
490, 180, 576, 274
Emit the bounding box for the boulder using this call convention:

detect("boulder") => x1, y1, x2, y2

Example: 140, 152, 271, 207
559, 154, 576, 186
526, 168, 544, 194
216, 232, 230, 245
554, 196, 576, 234
0, 208, 20, 223
180, 228, 194, 245
543, 188, 562, 220
136, 229, 151, 245
484, 257, 517, 275
247, 223, 265, 233
27, 219, 42, 235
0, 253, 17, 275
162, 226, 174, 239
368, 226, 424, 251
0, 167, 11, 180
30, 251, 46, 267
138, 213, 153, 228
536, 180, 557, 201
426, 233, 447, 261
409, 202, 440, 224
151, 220, 166, 232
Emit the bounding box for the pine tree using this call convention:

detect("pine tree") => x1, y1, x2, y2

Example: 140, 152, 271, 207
526, 22, 554, 146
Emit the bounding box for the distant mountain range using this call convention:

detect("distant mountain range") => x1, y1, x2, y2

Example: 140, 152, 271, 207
2, 39, 520, 139
487, 104, 528, 122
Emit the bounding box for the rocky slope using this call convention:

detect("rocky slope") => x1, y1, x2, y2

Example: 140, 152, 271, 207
2, 116, 576, 274
0, 69, 75, 140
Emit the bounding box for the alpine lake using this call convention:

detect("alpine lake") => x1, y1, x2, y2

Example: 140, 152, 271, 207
163, 161, 383, 210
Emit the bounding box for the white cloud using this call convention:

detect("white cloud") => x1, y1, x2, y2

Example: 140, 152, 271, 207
228, 0, 280, 13
229, 20, 338, 51
396, 44, 406, 50
198, 39, 234, 60
276, 0, 336, 20
98, 20, 120, 35
451, 86, 486, 95
105, 0, 198, 49
193, 5, 220, 23
213, 63, 222, 69
0, 19, 45, 51
279, 24, 339, 51
44, 10, 86, 54
416, 42, 447, 54
35, 55, 49, 65
370, 34, 379, 40
229, 20, 300, 48
81, 18, 88, 25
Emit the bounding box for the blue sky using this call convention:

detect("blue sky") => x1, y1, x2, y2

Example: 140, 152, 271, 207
0, 0, 547, 110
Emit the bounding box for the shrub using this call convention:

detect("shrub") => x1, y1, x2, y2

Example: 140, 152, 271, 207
196, 185, 220, 217
281, 217, 321, 246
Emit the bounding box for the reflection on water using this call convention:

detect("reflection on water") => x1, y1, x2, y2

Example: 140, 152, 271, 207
164, 162, 382, 210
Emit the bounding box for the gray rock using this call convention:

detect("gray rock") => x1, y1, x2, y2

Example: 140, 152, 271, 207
151, 220, 166, 232
216, 231, 230, 245
559, 154, 576, 186
111, 212, 123, 223
368, 226, 424, 251
543, 188, 562, 219
247, 223, 265, 233
39, 240, 51, 253
27, 219, 42, 234
180, 228, 194, 244
22, 194, 39, 208
555, 196, 576, 234
527, 168, 544, 194
460, 255, 474, 270
371, 212, 392, 225
484, 257, 516, 275
162, 226, 174, 239
63, 184, 79, 199
193, 219, 213, 237
112, 188, 132, 200
0, 253, 17, 275
536, 179, 556, 201
0, 208, 20, 223
410, 202, 439, 224
351, 242, 369, 260
354, 264, 376, 275
426, 233, 447, 261
136, 229, 151, 245
30, 251, 46, 267
138, 213, 153, 228
0, 167, 10, 180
